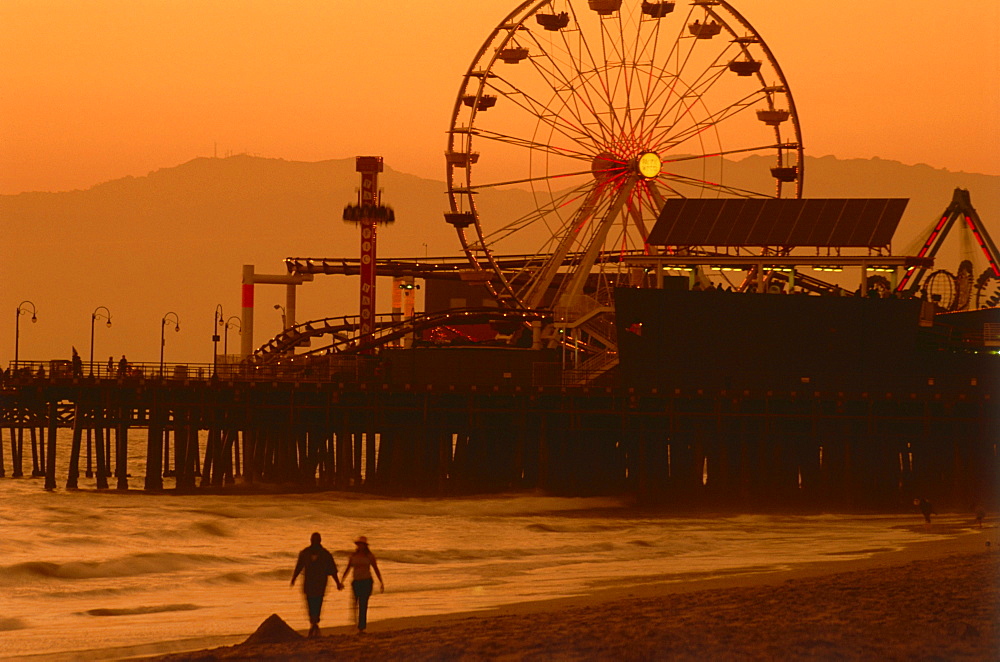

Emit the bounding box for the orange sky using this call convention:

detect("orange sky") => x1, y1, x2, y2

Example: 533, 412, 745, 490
1, 0, 998, 195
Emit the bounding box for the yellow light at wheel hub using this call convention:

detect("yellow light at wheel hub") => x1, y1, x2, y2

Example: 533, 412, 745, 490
637, 152, 661, 178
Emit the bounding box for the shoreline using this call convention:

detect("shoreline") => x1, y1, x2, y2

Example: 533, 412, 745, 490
11, 524, 991, 662
152, 528, 997, 661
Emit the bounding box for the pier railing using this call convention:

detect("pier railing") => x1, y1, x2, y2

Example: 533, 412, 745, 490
2, 358, 381, 384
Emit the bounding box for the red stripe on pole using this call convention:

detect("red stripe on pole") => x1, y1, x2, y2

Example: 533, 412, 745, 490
242, 283, 254, 308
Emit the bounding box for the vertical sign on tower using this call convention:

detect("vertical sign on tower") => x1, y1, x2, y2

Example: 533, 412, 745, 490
344, 156, 394, 354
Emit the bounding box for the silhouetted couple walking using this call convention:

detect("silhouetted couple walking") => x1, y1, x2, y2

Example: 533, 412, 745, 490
291, 532, 384, 636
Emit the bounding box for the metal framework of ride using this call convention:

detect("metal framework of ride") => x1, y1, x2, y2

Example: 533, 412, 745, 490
898, 188, 1000, 311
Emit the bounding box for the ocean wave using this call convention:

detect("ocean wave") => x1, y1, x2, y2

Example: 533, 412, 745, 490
192, 520, 233, 537
207, 567, 289, 585
525, 521, 628, 534
382, 542, 616, 565
0, 617, 29, 631
80, 603, 201, 617
0, 552, 238, 584
208, 571, 255, 584
41, 585, 136, 599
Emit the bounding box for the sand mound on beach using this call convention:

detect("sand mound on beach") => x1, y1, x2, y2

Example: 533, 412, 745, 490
242, 614, 302, 646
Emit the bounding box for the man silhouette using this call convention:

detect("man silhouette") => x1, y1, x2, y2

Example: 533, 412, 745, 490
291, 532, 343, 637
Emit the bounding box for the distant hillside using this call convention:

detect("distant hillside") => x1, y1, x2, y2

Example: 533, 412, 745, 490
1, 155, 996, 364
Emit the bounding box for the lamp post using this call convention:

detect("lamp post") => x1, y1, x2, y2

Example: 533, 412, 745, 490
223, 316, 241, 356
160, 312, 180, 378
14, 301, 38, 374
89, 306, 112, 377
212, 304, 223, 377
273, 304, 286, 330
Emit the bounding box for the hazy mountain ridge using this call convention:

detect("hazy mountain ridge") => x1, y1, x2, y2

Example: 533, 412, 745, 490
1, 154, 996, 364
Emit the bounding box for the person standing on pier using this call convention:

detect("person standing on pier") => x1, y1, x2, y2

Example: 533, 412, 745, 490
117, 355, 128, 378
291, 532, 343, 637
341, 535, 384, 633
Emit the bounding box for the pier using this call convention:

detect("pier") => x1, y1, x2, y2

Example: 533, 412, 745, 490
1, 358, 995, 510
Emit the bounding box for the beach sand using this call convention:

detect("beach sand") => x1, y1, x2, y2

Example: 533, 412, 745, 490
149, 528, 998, 661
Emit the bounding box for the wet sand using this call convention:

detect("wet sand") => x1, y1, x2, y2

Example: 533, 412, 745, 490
149, 527, 998, 661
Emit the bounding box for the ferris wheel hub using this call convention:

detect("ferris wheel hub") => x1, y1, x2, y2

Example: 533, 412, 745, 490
591, 152, 627, 183
637, 152, 662, 179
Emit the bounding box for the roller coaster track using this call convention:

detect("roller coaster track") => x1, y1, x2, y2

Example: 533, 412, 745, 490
282, 249, 728, 279
252, 307, 551, 364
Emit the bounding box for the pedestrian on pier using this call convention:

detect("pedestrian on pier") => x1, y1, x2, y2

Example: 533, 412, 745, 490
291, 532, 343, 637
71, 348, 83, 377
117, 355, 128, 378
107, 356, 114, 377
341, 535, 384, 633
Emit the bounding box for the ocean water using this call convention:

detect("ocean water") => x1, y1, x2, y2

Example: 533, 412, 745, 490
0, 432, 962, 660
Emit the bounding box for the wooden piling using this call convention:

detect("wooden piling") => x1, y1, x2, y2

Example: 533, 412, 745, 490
115, 408, 129, 490
36, 424, 46, 478
85, 427, 93, 478
30, 425, 41, 477
66, 404, 84, 489
11, 426, 24, 478
94, 412, 109, 489
44, 400, 57, 491
144, 407, 163, 491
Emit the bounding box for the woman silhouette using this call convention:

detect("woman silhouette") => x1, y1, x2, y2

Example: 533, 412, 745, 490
340, 536, 384, 633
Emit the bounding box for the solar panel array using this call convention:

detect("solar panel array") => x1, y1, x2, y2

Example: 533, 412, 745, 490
648, 198, 908, 248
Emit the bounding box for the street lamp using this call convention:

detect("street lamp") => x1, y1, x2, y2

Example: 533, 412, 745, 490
274, 304, 286, 330
160, 312, 180, 378
14, 301, 37, 374
223, 316, 241, 356
89, 306, 112, 377
212, 304, 223, 376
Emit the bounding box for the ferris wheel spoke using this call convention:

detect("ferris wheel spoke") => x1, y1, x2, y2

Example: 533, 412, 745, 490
562, 2, 617, 118
632, 35, 659, 134
641, 51, 737, 147
472, 127, 595, 162
630, 15, 670, 135
623, 189, 652, 244
614, 15, 654, 148
600, 19, 632, 140
468, 168, 595, 192
646, 177, 685, 203
485, 76, 602, 148
515, 47, 612, 148
656, 171, 773, 199
662, 143, 784, 164
653, 2, 698, 79
667, 22, 715, 99
635, 182, 666, 231
652, 88, 760, 151
520, 28, 613, 146
654, 92, 764, 153
476, 179, 598, 249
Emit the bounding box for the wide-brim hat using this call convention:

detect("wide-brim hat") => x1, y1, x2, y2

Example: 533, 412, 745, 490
355, 536, 368, 545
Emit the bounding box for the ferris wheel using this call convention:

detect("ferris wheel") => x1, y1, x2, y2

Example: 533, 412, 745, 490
445, 0, 804, 317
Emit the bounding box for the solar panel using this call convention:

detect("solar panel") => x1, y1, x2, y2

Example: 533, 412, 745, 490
647, 198, 908, 248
